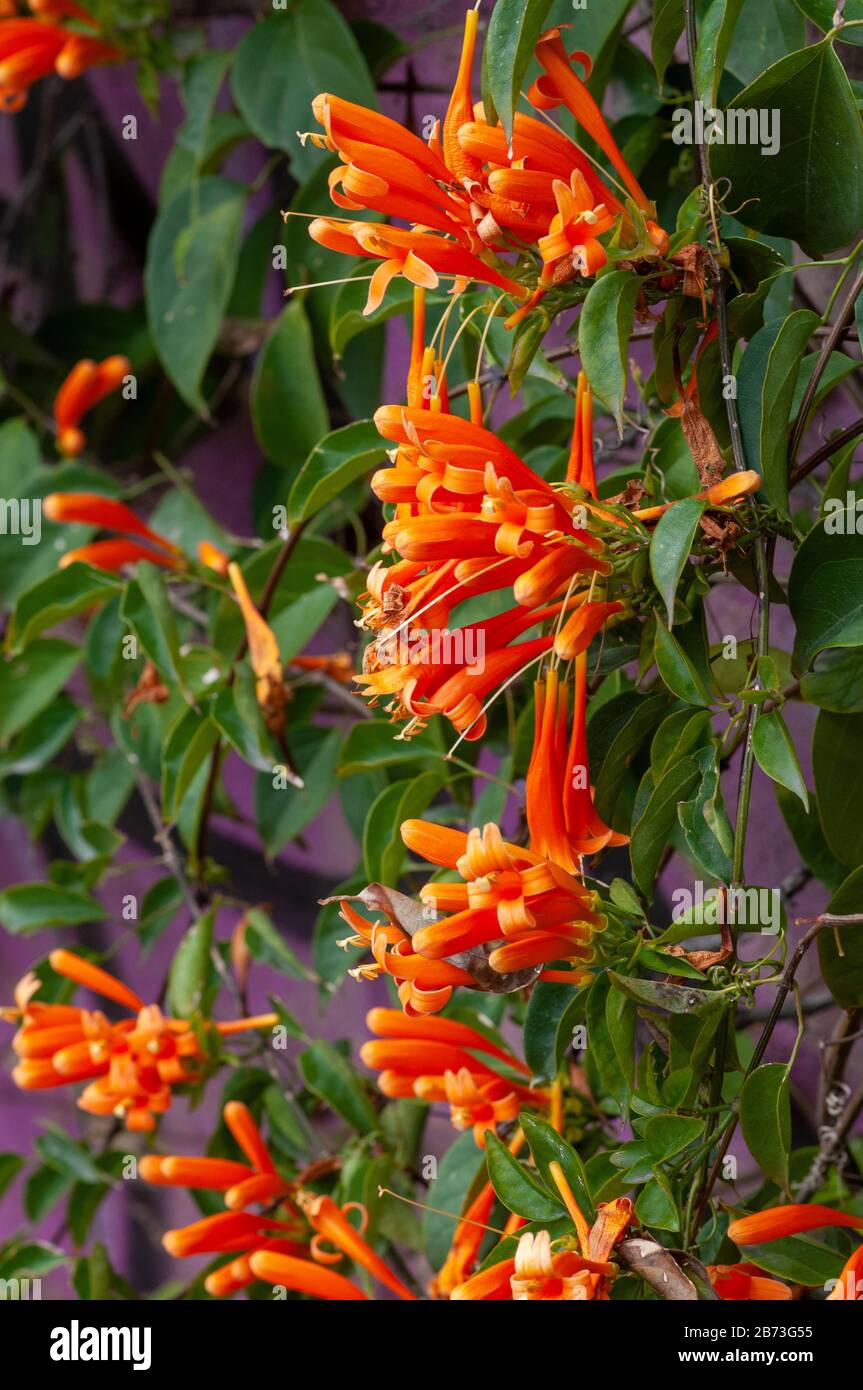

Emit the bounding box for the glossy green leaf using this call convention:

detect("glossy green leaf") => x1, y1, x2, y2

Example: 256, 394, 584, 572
710, 41, 863, 256
244, 907, 313, 981
0, 639, 81, 742
695, 0, 745, 106
120, 564, 183, 685
654, 624, 712, 707
485, 1130, 565, 1221
650, 498, 705, 627
0, 884, 104, 935
232, 2, 376, 176
145, 177, 246, 412
520, 1113, 595, 1222
813, 711, 863, 869
651, 0, 684, 89
789, 504, 863, 672
298, 1039, 376, 1134
288, 420, 383, 524
8, 564, 120, 652
737, 311, 817, 518
251, 301, 329, 469
752, 709, 809, 809
484, 0, 555, 139
256, 726, 342, 856
740, 1063, 791, 1188
167, 909, 214, 1019
578, 270, 642, 434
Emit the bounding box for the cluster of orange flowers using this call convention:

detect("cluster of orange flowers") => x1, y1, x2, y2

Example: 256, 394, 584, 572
139, 1099, 417, 1300
305, 16, 669, 321
0, 1, 121, 112
2, 951, 277, 1132
3, 5, 860, 1306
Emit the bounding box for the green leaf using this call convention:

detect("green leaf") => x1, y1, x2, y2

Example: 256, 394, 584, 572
0, 639, 81, 742
817, 865, 863, 1008
654, 624, 712, 707
251, 301, 329, 469
651, 0, 684, 90
741, 1235, 845, 1286
244, 907, 313, 981
363, 770, 444, 884
791, 0, 863, 44
288, 420, 383, 524
751, 709, 809, 810
650, 498, 705, 627
121, 563, 183, 683
813, 711, 863, 869
0, 697, 80, 779
578, 270, 642, 435
710, 41, 863, 256
7, 563, 120, 652
483, 0, 554, 139
695, 0, 745, 106
35, 1124, 105, 1186
485, 1130, 565, 1221
0, 1154, 25, 1200
775, 784, 846, 892
338, 719, 443, 775
167, 909, 214, 1019
609, 972, 719, 1017
425, 1131, 486, 1269
298, 1039, 376, 1133
636, 1176, 679, 1231
677, 744, 734, 883
740, 1063, 791, 1188
789, 504, 863, 672
801, 648, 863, 713
593, 692, 669, 822
0, 1240, 67, 1281
520, 1113, 595, 1222
145, 176, 246, 412
232, 2, 376, 177
256, 726, 342, 856
0, 884, 104, 934
524, 981, 575, 1080
643, 1114, 704, 1162
175, 50, 232, 167
743, 310, 818, 517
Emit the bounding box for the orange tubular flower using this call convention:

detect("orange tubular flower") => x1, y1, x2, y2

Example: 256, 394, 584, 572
53, 355, 129, 455
709, 1264, 792, 1301
0, 6, 121, 112
143, 1099, 412, 1300
198, 538, 230, 575
337, 899, 475, 1016
298, 1191, 418, 1301
527, 660, 627, 872
2, 951, 278, 1133
567, 371, 596, 494
308, 217, 527, 315
249, 1251, 367, 1301
44, 491, 183, 572
227, 563, 286, 736
360, 1008, 546, 1146
728, 1203, 863, 1247
531, 28, 652, 216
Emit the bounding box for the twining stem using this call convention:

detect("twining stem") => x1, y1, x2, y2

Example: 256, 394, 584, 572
683, 0, 773, 893
788, 264, 863, 470
789, 416, 863, 488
